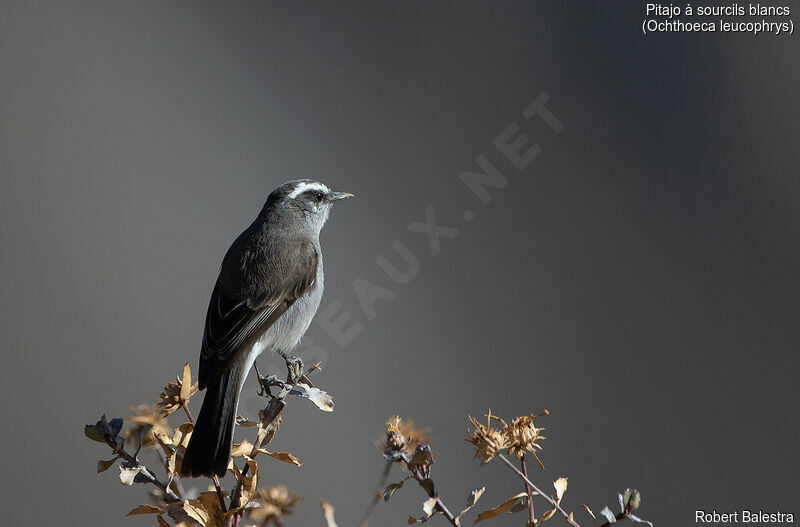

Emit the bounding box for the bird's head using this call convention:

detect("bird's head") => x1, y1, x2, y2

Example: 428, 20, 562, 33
265, 179, 354, 234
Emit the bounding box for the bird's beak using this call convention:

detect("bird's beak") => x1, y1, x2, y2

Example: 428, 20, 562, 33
327, 191, 355, 202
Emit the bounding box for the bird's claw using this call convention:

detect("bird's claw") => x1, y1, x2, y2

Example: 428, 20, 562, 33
284, 355, 304, 384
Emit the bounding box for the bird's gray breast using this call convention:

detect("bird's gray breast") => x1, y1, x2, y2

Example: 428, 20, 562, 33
258, 253, 324, 353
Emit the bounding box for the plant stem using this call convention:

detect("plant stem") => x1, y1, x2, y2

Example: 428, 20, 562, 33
182, 403, 228, 513
410, 468, 459, 526
228, 395, 286, 527
521, 455, 536, 526
359, 460, 393, 527
497, 454, 581, 527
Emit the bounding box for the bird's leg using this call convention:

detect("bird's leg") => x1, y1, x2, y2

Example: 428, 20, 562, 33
253, 360, 277, 398
278, 350, 304, 385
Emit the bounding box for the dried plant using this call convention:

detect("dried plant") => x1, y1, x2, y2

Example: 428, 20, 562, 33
362, 410, 652, 527
85, 361, 327, 527
86, 365, 652, 527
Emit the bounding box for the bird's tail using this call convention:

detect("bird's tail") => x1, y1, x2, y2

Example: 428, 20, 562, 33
181, 365, 243, 478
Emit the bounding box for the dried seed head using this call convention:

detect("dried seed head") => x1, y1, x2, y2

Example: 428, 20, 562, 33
504, 413, 547, 465
124, 405, 171, 450
247, 485, 301, 524
157, 364, 198, 417
383, 415, 431, 455
465, 411, 509, 465
385, 416, 407, 451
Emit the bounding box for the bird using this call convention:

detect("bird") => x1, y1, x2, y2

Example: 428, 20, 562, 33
180, 179, 353, 477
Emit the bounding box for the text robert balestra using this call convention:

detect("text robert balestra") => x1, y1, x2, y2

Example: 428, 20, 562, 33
696, 510, 794, 523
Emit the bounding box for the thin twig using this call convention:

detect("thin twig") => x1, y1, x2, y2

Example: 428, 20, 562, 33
521, 455, 536, 526
182, 403, 228, 512
359, 460, 393, 527
409, 468, 458, 526
228, 398, 285, 526
497, 454, 581, 527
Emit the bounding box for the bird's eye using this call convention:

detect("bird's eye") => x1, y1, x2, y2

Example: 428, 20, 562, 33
313, 191, 325, 202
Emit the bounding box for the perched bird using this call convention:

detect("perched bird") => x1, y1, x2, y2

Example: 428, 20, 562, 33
181, 180, 353, 477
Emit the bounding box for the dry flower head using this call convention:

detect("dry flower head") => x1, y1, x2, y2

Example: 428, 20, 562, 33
157, 363, 198, 417
466, 410, 509, 465
383, 415, 431, 454
125, 404, 172, 451
505, 412, 547, 468
247, 485, 302, 525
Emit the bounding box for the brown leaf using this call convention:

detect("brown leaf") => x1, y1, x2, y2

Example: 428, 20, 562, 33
455, 487, 485, 521
553, 477, 568, 504
321, 501, 338, 527
183, 499, 211, 526
475, 492, 528, 523
180, 363, 192, 403
156, 516, 170, 527
408, 497, 439, 524
127, 504, 167, 516
538, 508, 557, 523
228, 457, 258, 513
256, 407, 283, 447
163, 422, 193, 483
256, 449, 302, 466
231, 440, 255, 458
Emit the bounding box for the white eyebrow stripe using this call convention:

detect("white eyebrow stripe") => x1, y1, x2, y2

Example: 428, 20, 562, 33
288, 181, 330, 199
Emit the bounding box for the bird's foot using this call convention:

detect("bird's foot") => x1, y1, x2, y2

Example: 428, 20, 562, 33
257, 374, 279, 398
283, 355, 304, 385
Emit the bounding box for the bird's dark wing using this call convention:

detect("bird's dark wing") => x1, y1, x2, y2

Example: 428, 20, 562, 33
198, 239, 318, 388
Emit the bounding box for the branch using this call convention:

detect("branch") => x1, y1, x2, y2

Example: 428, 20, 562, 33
409, 466, 459, 526
497, 454, 581, 527
521, 455, 536, 526
359, 460, 393, 527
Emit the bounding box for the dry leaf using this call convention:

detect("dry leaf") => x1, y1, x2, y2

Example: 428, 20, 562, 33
321, 501, 338, 527
119, 465, 146, 486
183, 500, 211, 526
455, 487, 485, 521
179, 363, 192, 402
127, 504, 167, 516
554, 477, 568, 504
600, 506, 617, 523
407, 497, 440, 524
156, 516, 170, 527
295, 383, 334, 412
256, 407, 283, 446
475, 492, 528, 523
228, 457, 258, 513
257, 449, 302, 466
582, 504, 596, 521
231, 440, 255, 458
538, 507, 557, 524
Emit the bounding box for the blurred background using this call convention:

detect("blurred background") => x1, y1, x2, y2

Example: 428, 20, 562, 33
1, 2, 798, 525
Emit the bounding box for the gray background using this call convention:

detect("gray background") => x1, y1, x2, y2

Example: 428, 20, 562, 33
1, 2, 798, 526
